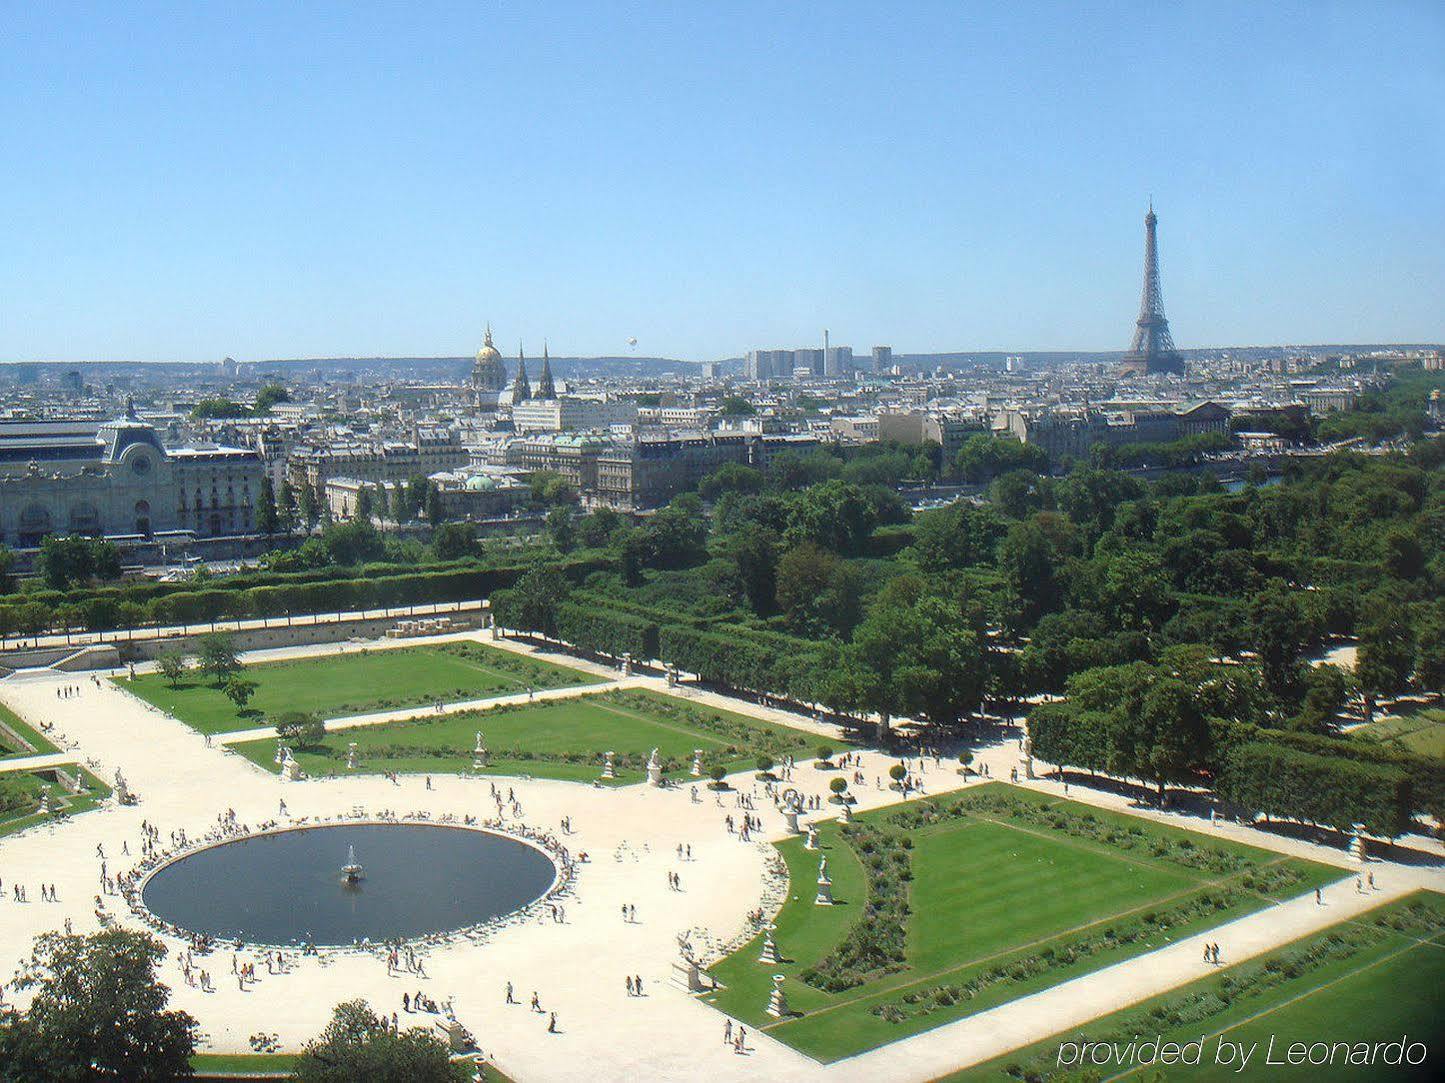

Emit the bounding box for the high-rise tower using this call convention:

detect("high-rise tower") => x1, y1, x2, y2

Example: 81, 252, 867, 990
1118, 203, 1184, 376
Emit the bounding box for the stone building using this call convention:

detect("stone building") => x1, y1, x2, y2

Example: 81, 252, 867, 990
0, 407, 264, 545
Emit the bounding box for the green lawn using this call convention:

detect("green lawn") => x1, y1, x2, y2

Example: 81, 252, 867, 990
0, 764, 112, 838
705, 784, 1343, 1062
0, 700, 59, 758
190, 1051, 297, 1076
944, 890, 1445, 1082
118, 640, 600, 734
1352, 705, 1445, 760
229, 687, 836, 785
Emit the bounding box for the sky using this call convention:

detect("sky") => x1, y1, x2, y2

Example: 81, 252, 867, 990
2, 1, 1443, 363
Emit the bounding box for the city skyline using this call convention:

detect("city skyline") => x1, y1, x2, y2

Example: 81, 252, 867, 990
2, 3, 1443, 361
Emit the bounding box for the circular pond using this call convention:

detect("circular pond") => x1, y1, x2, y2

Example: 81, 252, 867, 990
140, 823, 557, 946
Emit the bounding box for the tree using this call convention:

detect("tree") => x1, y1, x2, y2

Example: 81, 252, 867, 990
954, 434, 1048, 483
726, 530, 779, 616
156, 649, 187, 687
257, 475, 279, 536
223, 675, 258, 712
37, 535, 95, 591
197, 633, 240, 684
190, 396, 248, 419
253, 383, 290, 413
911, 503, 1004, 572
491, 565, 570, 639
699, 462, 764, 500
546, 506, 576, 553
298, 481, 321, 531
617, 528, 646, 587
785, 480, 877, 554
389, 484, 410, 525
1356, 587, 1416, 703
273, 711, 325, 746
999, 519, 1065, 627
425, 482, 444, 528
277, 479, 299, 535
0, 544, 15, 595
1248, 579, 1307, 705
319, 519, 386, 566
354, 486, 373, 523
0, 928, 196, 1081
431, 522, 478, 561
719, 395, 756, 417
775, 543, 862, 637
1290, 663, 1352, 734
291, 999, 469, 1083
639, 496, 708, 569
576, 507, 622, 549
849, 582, 991, 732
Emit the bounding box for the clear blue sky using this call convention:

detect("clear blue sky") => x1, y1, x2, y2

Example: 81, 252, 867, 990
3, 1, 1442, 362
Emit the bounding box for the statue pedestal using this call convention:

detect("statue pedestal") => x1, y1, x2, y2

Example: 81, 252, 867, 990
758, 928, 780, 965
434, 1016, 466, 1052
1350, 824, 1368, 863
781, 807, 800, 834
765, 975, 790, 1018
671, 957, 706, 992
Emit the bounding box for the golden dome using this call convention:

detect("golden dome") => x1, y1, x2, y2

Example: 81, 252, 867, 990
475, 324, 503, 365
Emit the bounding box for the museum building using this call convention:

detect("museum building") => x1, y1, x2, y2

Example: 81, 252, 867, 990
0, 405, 265, 546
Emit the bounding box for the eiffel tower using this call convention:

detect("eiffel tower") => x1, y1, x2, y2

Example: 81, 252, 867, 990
1118, 202, 1184, 376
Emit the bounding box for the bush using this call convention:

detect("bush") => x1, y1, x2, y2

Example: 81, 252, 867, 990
830, 777, 848, 796
816, 743, 834, 764
888, 763, 907, 782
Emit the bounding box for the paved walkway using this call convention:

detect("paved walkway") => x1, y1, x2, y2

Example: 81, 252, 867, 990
0, 751, 76, 775
0, 630, 1440, 1082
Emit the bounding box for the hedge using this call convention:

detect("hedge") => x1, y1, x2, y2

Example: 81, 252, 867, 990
1216, 741, 1413, 837
0, 555, 612, 637
555, 603, 659, 661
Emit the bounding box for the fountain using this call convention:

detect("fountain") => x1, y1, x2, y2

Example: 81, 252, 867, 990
141, 823, 559, 946
342, 844, 364, 883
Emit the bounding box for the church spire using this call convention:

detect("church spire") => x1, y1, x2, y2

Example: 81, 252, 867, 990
536, 341, 556, 400
512, 343, 531, 401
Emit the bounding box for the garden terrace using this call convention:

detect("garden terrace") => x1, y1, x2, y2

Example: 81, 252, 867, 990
942, 890, 1445, 1082
1351, 705, 1445, 761
705, 784, 1342, 1062
119, 641, 599, 735
0, 765, 112, 838
228, 687, 838, 784
0, 701, 58, 759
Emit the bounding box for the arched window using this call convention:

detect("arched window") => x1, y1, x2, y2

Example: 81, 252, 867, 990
18, 504, 52, 545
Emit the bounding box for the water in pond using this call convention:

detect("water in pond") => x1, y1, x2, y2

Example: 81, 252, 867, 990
141, 823, 556, 945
